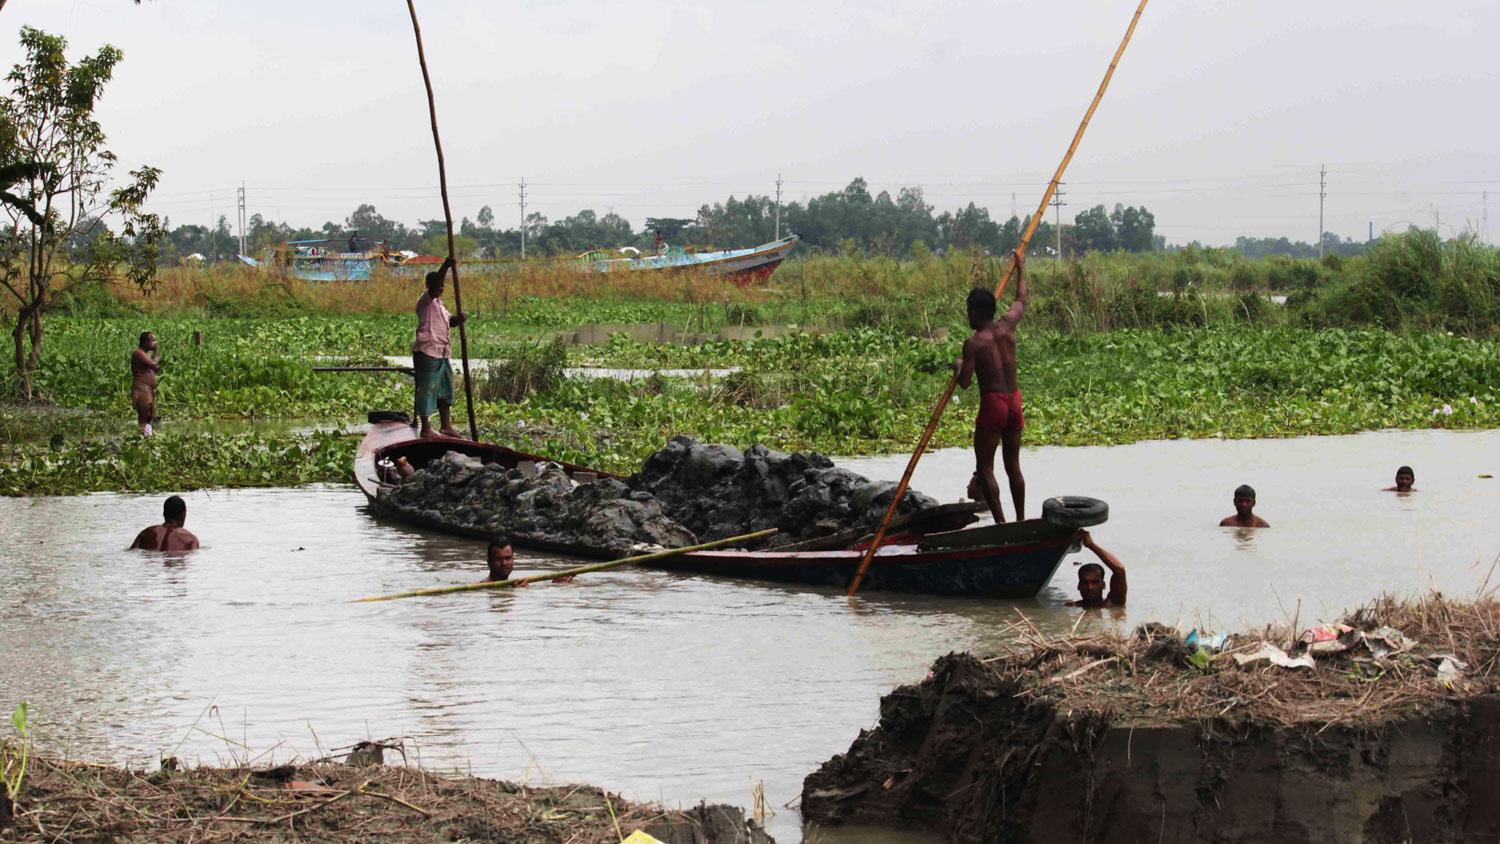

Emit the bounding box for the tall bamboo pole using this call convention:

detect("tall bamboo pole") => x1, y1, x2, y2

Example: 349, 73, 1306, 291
406, 0, 479, 441
847, 0, 1152, 596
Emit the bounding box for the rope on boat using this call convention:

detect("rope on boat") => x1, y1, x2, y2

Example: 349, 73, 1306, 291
847, 0, 1153, 597
405, 0, 480, 442
352, 528, 779, 602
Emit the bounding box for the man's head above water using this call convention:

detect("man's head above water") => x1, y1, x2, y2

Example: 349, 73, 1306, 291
486, 534, 515, 581
1233, 484, 1256, 518
1393, 465, 1415, 492
1076, 562, 1107, 605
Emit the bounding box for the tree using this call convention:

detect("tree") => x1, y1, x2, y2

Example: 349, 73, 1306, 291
0, 27, 161, 400
1073, 204, 1117, 252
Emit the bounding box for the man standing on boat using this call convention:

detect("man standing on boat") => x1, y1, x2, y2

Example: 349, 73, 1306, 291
955, 249, 1027, 523
412, 257, 466, 438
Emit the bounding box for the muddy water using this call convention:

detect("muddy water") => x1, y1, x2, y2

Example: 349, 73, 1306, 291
1, 429, 1497, 842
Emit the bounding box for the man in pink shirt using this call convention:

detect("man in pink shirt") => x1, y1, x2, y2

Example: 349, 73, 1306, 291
412, 257, 466, 438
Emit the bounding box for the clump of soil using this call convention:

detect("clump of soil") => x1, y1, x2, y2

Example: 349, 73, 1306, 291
803, 594, 1500, 843
4, 755, 773, 843
382, 436, 942, 553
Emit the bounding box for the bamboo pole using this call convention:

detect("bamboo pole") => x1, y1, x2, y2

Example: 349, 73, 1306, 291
353, 528, 779, 602
847, 0, 1151, 597
405, 0, 479, 442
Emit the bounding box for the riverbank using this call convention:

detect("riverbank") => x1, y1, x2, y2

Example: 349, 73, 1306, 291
1, 753, 772, 843
801, 593, 1500, 842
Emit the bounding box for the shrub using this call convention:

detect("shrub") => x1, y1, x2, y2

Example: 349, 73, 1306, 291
475, 337, 567, 403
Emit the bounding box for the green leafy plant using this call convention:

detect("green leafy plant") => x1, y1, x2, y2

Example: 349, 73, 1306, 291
2, 701, 31, 815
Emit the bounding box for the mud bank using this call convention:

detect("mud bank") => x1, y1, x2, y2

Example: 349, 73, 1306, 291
802, 595, 1500, 843
3, 754, 773, 843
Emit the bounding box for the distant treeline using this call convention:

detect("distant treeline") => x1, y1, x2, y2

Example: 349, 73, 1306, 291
155, 176, 1368, 266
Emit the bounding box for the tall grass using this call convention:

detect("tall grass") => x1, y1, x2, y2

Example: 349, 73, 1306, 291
49, 231, 1500, 336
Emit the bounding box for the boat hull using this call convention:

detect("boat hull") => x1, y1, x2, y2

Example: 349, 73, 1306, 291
589, 235, 798, 282
657, 523, 1075, 598
354, 422, 1081, 597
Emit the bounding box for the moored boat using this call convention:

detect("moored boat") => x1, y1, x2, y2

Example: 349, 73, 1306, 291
577, 235, 798, 282
354, 418, 1103, 598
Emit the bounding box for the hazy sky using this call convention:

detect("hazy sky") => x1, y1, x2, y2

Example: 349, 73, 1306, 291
4, 0, 1498, 245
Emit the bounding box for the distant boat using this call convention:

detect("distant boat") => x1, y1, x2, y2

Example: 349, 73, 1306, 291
577, 235, 799, 282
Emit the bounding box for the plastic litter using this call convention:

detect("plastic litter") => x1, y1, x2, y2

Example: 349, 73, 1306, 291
1185, 629, 1229, 652
1299, 624, 1357, 656
622, 833, 666, 844
1234, 643, 1316, 670
1435, 655, 1468, 687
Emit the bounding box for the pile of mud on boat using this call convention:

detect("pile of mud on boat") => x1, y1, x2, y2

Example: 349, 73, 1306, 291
355, 414, 1107, 597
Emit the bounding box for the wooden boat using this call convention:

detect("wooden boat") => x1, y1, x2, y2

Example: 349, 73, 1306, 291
355, 418, 1096, 598
577, 235, 799, 282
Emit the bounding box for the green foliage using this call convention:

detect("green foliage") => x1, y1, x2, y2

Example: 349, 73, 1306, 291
2, 701, 30, 807
0, 429, 354, 496
0, 26, 162, 399
474, 337, 567, 403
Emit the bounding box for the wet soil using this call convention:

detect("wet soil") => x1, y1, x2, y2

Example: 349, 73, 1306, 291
803, 601, 1500, 843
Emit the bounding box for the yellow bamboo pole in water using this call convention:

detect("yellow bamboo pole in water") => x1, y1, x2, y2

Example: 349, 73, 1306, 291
847, 0, 1152, 597
353, 528, 778, 602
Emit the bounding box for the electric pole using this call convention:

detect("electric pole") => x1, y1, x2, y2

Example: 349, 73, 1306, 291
1318, 164, 1326, 260
774, 173, 783, 240
236, 182, 246, 258
1011, 192, 1017, 221
1484, 191, 1489, 245
518, 177, 528, 261
1050, 185, 1067, 259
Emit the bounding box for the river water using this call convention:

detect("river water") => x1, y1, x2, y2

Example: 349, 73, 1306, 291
2, 428, 1497, 842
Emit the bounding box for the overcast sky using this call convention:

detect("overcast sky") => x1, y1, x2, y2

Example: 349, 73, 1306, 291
4, 0, 1498, 245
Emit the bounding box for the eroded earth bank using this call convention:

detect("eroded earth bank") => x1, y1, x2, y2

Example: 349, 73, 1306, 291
802, 595, 1500, 843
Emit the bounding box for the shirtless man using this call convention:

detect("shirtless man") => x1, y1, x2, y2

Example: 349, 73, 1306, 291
130, 332, 160, 436
955, 248, 1027, 523
1384, 465, 1416, 493
1065, 530, 1126, 608
129, 495, 201, 551
483, 535, 515, 582
1219, 484, 1270, 528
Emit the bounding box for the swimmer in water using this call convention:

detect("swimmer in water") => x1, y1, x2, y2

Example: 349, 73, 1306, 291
1383, 465, 1416, 493
1219, 484, 1269, 528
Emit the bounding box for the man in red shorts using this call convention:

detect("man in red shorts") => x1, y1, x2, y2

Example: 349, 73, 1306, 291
955, 248, 1027, 523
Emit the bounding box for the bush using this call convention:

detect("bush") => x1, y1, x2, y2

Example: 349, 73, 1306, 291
475, 337, 567, 402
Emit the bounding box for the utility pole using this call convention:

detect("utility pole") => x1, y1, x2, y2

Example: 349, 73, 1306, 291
1011, 192, 1017, 221
774, 173, 783, 240
1368, 221, 1373, 243
1484, 191, 1489, 245
1318, 163, 1326, 260
1050, 185, 1067, 259
236, 182, 246, 257
518, 177, 528, 260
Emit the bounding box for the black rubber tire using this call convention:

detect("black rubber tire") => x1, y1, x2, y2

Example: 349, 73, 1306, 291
367, 410, 411, 425
1042, 495, 1109, 528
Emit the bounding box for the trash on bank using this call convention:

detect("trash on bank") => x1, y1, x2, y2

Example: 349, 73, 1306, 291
1234, 643, 1317, 670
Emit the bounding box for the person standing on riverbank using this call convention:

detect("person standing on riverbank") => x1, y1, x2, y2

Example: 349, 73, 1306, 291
1065, 530, 1126, 608
1385, 466, 1417, 493
955, 248, 1028, 523
129, 495, 200, 551
412, 257, 465, 439
130, 331, 160, 437
1219, 484, 1270, 527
